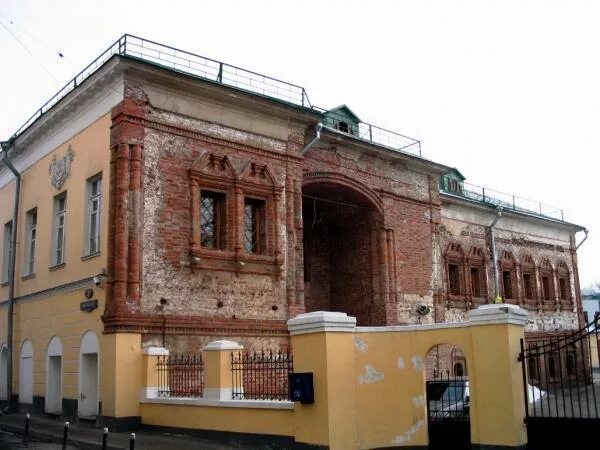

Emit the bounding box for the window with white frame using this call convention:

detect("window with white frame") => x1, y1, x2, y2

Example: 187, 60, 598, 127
24, 208, 37, 276
86, 175, 102, 255
2, 221, 12, 283
52, 193, 67, 266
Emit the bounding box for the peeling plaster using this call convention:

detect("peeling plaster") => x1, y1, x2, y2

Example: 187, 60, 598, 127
391, 418, 425, 444
412, 394, 426, 408
397, 357, 405, 369
358, 365, 384, 384
411, 355, 423, 371
354, 336, 368, 353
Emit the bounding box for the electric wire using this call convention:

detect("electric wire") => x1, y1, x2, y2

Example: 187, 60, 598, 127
0, 20, 58, 82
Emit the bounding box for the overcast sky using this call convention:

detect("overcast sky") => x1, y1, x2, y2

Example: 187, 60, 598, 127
0, 0, 598, 287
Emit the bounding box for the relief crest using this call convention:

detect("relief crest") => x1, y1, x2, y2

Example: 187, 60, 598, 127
49, 145, 74, 190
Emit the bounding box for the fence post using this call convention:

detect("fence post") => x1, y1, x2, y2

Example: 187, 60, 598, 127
203, 340, 243, 400
287, 311, 358, 450
468, 304, 529, 448
142, 347, 169, 400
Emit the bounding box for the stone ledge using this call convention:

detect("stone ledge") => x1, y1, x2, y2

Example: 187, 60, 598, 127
204, 340, 243, 351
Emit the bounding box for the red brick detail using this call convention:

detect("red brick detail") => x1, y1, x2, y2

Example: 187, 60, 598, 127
103, 313, 289, 337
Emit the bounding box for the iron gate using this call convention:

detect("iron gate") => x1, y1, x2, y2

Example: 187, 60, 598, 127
519, 316, 600, 449
426, 373, 471, 449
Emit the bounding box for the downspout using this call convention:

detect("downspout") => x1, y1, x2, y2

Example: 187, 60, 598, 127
1, 141, 20, 413
301, 123, 323, 154
489, 206, 503, 302
576, 228, 589, 250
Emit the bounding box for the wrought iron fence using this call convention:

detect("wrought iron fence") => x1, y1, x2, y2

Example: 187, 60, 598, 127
231, 350, 293, 401
440, 175, 565, 221
157, 353, 204, 398
519, 316, 600, 418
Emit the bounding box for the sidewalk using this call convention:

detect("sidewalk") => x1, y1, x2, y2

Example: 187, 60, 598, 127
0, 413, 280, 450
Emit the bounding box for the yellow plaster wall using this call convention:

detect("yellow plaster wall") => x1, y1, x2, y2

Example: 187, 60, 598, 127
350, 324, 526, 449
7, 288, 104, 399
0, 113, 110, 301
0, 113, 111, 404
140, 403, 294, 436
101, 333, 142, 418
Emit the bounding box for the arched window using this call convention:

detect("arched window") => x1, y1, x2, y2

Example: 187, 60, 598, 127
499, 251, 517, 303
539, 258, 556, 311
556, 261, 572, 310
520, 254, 537, 309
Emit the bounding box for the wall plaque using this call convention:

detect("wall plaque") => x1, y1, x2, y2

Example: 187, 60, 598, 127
49, 144, 74, 189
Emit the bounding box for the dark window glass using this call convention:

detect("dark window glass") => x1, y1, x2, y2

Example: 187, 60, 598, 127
470, 267, 481, 297
448, 264, 461, 295
542, 276, 551, 300
559, 278, 568, 300
503, 271, 513, 299
523, 273, 533, 299
244, 198, 265, 254
200, 192, 225, 249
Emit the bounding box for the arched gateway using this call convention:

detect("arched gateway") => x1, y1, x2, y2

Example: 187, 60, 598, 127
302, 173, 393, 326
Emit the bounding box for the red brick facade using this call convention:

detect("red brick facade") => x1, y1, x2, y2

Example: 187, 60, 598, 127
102, 71, 584, 353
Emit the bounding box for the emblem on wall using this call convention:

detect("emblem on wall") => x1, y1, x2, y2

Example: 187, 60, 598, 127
49, 145, 74, 189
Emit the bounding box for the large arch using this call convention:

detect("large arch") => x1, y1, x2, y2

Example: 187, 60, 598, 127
46, 336, 63, 414
302, 173, 390, 326
79, 331, 99, 418
19, 340, 34, 404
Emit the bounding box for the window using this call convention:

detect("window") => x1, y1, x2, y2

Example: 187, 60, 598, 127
244, 198, 266, 254
86, 175, 102, 255
523, 273, 533, 299
448, 264, 461, 295
24, 209, 37, 276
200, 191, 226, 250
336, 121, 350, 133
2, 221, 12, 283
470, 267, 481, 297
557, 261, 570, 306
559, 278, 568, 301
542, 276, 551, 301
502, 271, 513, 299
52, 193, 67, 266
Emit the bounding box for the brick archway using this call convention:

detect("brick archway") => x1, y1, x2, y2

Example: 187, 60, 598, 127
301, 174, 391, 326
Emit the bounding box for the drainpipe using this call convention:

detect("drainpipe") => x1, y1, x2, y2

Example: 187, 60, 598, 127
1, 141, 20, 413
576, 228, 589, 250
301, 123, 323, 154
489, 207, 503, 302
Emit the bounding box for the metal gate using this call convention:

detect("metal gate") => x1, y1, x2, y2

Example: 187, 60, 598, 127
519, 316, 600, 449
426, 374, 471, 449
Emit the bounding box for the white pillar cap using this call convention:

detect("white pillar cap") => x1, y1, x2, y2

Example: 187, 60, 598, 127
204, 340, 243, 351
142, 346, 169, 356
287, 311, 357, 336
469, 303, 529, 326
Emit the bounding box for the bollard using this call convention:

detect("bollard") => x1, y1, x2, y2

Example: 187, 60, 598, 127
23, 413, 30, 446
129, 432, 136, 450
62, 421, 69, 450
102, 427, 109, 450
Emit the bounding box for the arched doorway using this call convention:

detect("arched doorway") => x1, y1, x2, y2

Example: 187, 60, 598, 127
79, 331, 99, 419
46, 336, 63, 414
302, 174, 388, 326
0, 345, 8, 401
425, 344, 470, 450
19, 340, 34, 405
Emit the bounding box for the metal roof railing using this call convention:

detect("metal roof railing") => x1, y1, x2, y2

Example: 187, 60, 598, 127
8, 34, 312, 142
316, 107, 422, 157
440, 175, 565, 221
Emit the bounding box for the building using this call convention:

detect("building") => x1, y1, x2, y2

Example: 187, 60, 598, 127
0, 35, 587, 426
